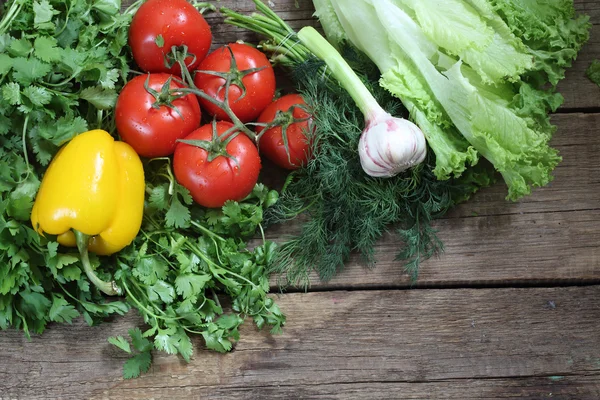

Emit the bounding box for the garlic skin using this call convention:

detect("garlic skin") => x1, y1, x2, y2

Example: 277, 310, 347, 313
358, 114, 427, 177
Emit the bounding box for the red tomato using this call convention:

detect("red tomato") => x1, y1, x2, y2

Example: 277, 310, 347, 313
173, 122, 261, 208
115, 73, 201, 158
193, 43, 276, 123
129, 0, 212, 75
257, 94, 313, 170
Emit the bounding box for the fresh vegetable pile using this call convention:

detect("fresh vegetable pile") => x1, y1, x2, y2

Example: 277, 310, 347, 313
223, 0, 590, 283
0, 0, 591, 379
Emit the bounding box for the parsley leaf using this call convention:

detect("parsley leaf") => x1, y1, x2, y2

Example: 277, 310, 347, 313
147, 280, 176, 304
129, 327, 153, 353
33, 0, 58, 30
108, 336, 132, 354
48, 294, 79, 324
11, 57, 51, 85
22, 86, 52, 107
33, 36, 61, 62
2, 82, 21, 105
80, 86, 118, 110
175, 274, 211, 299
165, 183, 193, 229
123, 352, 152, 379
0, 54, 13, 74
8, 38, 32, 57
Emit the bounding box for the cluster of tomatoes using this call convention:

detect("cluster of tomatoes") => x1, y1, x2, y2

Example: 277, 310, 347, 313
114, 0, 312, 208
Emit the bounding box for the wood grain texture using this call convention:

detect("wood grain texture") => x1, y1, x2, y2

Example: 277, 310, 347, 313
1, 287, 599, 399
265, 113, 600, 289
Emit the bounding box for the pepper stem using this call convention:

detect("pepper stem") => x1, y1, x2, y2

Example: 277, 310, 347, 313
74, 230, 122, 296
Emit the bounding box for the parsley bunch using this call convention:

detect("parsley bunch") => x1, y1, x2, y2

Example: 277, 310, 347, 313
0, 0, 286, 379
0, 0, 136, 337
112, 167, 284, 378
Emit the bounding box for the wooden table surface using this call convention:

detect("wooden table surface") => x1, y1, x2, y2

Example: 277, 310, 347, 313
2, 1, 600, 399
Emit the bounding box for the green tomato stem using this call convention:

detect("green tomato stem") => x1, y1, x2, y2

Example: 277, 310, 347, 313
74, 230, 122, 296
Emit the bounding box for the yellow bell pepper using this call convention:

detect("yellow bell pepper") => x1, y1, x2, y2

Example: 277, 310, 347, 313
31, 129, 145, 296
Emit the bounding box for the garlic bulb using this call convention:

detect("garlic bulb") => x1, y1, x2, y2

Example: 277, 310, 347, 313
358, 113, 427, 177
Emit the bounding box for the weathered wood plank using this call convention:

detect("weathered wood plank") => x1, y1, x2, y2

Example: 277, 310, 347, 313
1, 287, 599, 399
265, 113, 600, 289
96, 376, 600, 400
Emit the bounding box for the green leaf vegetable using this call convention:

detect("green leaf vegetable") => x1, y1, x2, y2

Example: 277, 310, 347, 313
0, 0, 285, 379
586, 60, 600, 87
312, 0, 590, 200
222, 1, 496, 285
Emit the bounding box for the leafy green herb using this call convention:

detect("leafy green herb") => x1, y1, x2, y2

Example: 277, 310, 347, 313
586, 60, 600, 87
109, 167, 285, 377
109, 327, 153, 379
0, 0, 286, 380
0, 0, 135, 338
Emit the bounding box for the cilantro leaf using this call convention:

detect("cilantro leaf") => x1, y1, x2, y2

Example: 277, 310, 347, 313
61, 265, 82, 282
19, 288, 51, 322
56, 254, 79, 270
31, 138, 55, 166
123, 352, 152, 379
108, 335, 132, 354
100, 68, 119, 90
37, 116, 88, 146
133, 256, 167, 286
165, 183, 193, 228
92, 0, 121, 16
172, 329, 193, 362
58, 48, 85, 74
7, 175, 39, 221
47, 242, 58, 258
